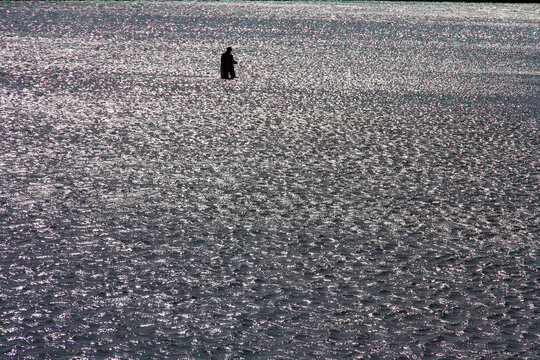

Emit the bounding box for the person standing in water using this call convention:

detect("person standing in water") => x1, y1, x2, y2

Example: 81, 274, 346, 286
221, 47, 237, 79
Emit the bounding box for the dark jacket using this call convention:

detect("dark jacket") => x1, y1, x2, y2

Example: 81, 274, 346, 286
221, 51, 237, 70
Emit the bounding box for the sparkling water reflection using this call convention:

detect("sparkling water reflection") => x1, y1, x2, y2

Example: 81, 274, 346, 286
1, 1, 539, 359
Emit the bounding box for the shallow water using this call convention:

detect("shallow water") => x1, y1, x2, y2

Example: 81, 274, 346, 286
0, 1, 539, 359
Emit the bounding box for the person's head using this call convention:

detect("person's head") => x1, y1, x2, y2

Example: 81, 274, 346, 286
226, 47, 232, 53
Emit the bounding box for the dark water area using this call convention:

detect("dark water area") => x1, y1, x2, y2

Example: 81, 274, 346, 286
1, 1, 539, 359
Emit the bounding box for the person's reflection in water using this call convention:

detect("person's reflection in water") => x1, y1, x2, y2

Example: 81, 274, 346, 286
221, 47, 237, 79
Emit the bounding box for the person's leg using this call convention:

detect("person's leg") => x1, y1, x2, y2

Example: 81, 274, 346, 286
230, 68, 235, 79
221, 68, 228, 79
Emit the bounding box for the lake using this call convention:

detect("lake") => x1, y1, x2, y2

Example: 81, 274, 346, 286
0, 1, 538, 358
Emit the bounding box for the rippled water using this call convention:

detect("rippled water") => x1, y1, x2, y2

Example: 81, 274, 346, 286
1, 1, 539, 359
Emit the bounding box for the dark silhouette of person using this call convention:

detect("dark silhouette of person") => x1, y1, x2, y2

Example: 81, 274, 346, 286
221, 47, 237, 79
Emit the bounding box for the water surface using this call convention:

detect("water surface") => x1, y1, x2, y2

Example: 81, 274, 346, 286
0, 1, 539, 359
